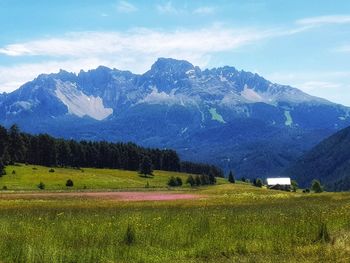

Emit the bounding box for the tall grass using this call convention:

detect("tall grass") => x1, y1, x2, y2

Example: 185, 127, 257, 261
0, 184, 349, 262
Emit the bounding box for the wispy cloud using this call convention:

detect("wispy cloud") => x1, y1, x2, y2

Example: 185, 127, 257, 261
116, 1, 137, 13
334, 44, 350, 53
193, 6, 215, 15
156, 1, 181, 14
0, 26, 290, 92
0, 27, 283, 59
296, 15, 350, 27
266, 71, 350, 106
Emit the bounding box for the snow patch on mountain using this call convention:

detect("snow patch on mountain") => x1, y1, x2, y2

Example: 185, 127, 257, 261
55, 80, 113, 120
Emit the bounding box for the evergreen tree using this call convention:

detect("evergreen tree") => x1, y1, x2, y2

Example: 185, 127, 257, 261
175, 177, 183, 186
167, 176, 177, 187
253, 178, 263, 187
291, 180, 298, 192
8, 125, 25, 163
195, 175, 201, 186
186, 175, 195, 187
0, 159, 6, 176
228, 171, 235, 183
208, 172, 216, 185
0, 126, 8, 160
311, 179, 323, 193
139, 156, 153, 177
57, 140, 71, 167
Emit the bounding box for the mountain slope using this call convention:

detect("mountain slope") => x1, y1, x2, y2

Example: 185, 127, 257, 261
285, 126, 350, 191
1, 58, 350, 178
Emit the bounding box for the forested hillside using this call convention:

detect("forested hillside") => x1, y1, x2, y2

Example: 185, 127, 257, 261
0, 125, 223, 177
285, 126, 350, 191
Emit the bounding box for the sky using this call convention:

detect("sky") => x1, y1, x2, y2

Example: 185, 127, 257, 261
1, 0, 350, 106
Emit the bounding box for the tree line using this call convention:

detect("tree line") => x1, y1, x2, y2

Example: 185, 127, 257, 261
0, 125, 223, 177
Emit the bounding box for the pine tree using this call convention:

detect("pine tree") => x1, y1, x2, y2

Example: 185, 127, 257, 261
255, 178, 263, 188
228, 171, 235, 183
195, 175, 201, 186
8, 125, 25, 163
139, 156, 153, 177
167, 176, 177, 187
0, 159, 6, 177
186, 175, 195, 187
311, 179, 323, 193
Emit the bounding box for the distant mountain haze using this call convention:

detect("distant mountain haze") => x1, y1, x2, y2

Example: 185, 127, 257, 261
1, 58, 349, 178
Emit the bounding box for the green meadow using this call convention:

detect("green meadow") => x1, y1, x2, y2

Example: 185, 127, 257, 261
0, 164, 228, 190
0, 165, 349, 262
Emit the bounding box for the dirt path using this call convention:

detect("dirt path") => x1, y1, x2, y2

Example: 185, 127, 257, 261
0, 191, 205, 201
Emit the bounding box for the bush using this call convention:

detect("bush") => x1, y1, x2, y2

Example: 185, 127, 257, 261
66, 179, 74, 187
124, 224, 136, 245
2, 186, 7, 190
38, 182, 45, 190
49, 168, 55, 173
303, 188, 310, 193
12, 170, 16, 175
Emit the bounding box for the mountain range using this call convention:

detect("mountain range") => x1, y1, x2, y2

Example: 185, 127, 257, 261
1, 58, 350, 178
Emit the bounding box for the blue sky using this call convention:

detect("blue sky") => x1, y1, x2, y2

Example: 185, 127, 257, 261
1, 0, 350, 105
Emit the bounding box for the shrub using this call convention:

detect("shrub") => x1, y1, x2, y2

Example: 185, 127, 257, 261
168, 176, 177, 187
124, 224, 136, 245
241, 177, 246, 182
2, 186, 7, 190
66, 179, 74, 187
303, 188, 310, 193
12, 170, 16, 175
49, 168, 55, 173
38, 182, 45, 190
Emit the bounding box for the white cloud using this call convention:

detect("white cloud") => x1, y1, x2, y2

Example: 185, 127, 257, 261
296, 15, 350, 27
156, 1, 183, 14
0, 22, 319, 93
193, 6, 215, 15
334, 44, 350, 53
266, 71, 350, 106
116, 1, 137, 13
0, 27, 285, 58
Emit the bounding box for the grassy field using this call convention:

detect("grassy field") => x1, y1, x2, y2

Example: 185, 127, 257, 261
0, 164, 227, 190
0, 166, 350, 262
